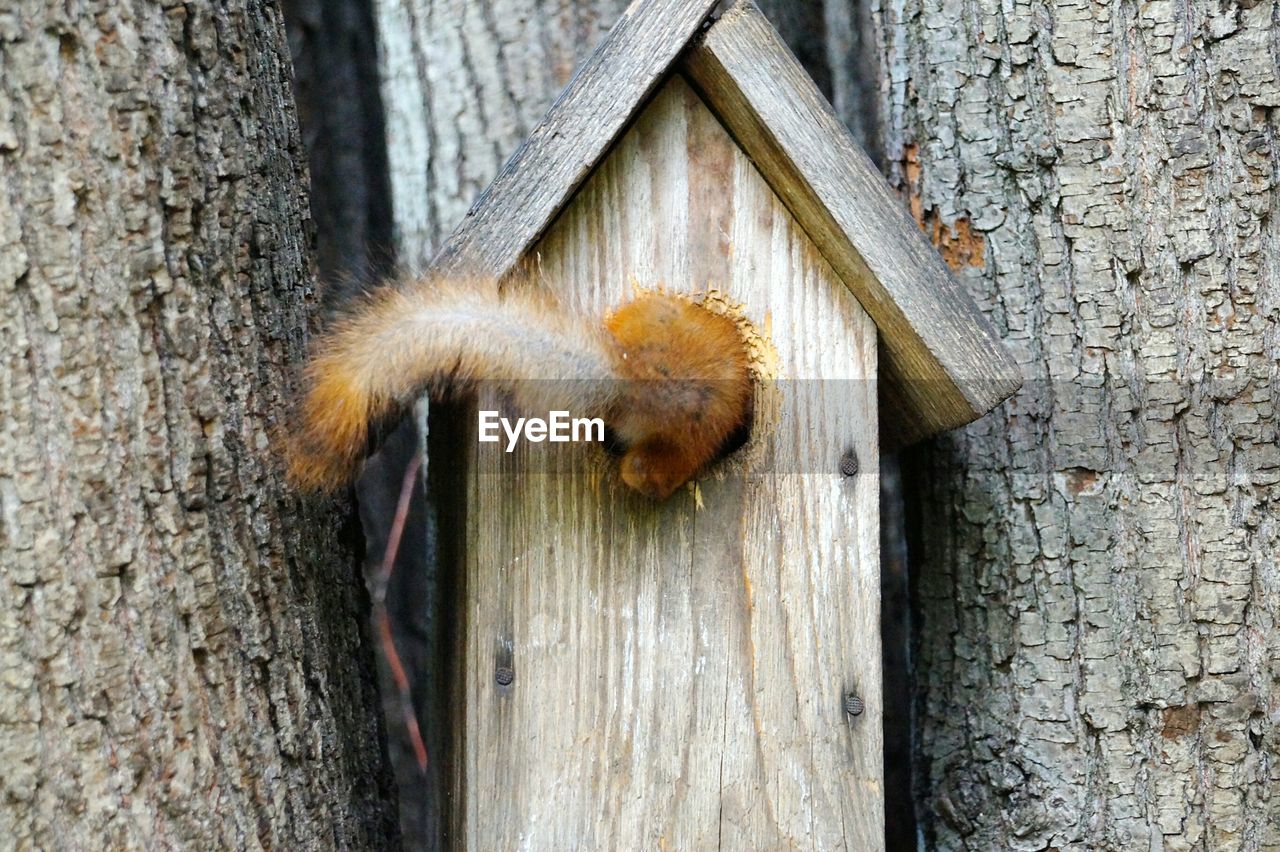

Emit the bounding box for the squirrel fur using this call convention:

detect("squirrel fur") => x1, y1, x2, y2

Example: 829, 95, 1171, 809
287, 275, 754, 499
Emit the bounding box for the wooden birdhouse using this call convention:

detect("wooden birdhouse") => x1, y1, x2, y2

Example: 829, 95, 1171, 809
426, 0, 1020, 847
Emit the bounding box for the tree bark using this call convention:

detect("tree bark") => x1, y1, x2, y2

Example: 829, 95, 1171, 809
376, 0, 631, 266
0, 2, 397, 847
872, 0, 1280, 847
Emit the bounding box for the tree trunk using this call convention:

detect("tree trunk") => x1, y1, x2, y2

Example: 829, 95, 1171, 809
0, 2, 396, 847
873, 0, 1280, 847
376, 0, 631, 265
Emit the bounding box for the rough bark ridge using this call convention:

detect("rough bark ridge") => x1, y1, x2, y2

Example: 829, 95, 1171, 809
0, 2, 396, 846
873, 0, 1280, 846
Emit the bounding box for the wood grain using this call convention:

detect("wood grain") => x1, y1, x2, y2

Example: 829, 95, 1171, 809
367, 2, 632, 844
429, 0, 722, 277
684, 0, 1022, 442
456, 77, 883, 850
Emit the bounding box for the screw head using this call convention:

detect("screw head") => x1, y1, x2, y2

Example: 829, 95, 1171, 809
844, 693, 864, 717
839, 450, 859, 477
495, 666, 515, 686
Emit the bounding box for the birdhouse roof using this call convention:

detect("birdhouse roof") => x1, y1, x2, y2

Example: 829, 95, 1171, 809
432, 0, 1021, 443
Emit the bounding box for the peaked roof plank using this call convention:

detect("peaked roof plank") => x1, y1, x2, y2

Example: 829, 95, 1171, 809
432, 0, 722, 277
431, 0, 1021, 442
684, 0, 1020, 440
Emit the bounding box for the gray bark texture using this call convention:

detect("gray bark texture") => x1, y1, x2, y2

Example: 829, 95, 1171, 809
0, 2, 398, 847
872, 0, 1280, 847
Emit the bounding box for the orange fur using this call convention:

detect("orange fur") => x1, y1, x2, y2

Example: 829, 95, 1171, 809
605, 293, 754, 498
287, 277, 753, 499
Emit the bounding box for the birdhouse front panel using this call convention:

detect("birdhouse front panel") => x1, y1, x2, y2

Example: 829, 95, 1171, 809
457, 76, 882, 850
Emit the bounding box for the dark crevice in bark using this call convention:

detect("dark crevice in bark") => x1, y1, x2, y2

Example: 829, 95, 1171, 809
901, 443, 938, 850
880, 451, 917, 851
282, 0, 396, 306
281, 0, 412, 844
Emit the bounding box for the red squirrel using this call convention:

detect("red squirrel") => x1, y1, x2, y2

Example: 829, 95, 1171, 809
286, 275, 755, 499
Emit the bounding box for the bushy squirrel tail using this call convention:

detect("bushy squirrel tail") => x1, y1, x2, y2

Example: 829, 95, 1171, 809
286, 276, 620, 492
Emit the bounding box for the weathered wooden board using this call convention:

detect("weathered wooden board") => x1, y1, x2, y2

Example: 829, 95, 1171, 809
455, 77, 883, 850
684, 0, 1021, 442
430, 0, 722, 277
